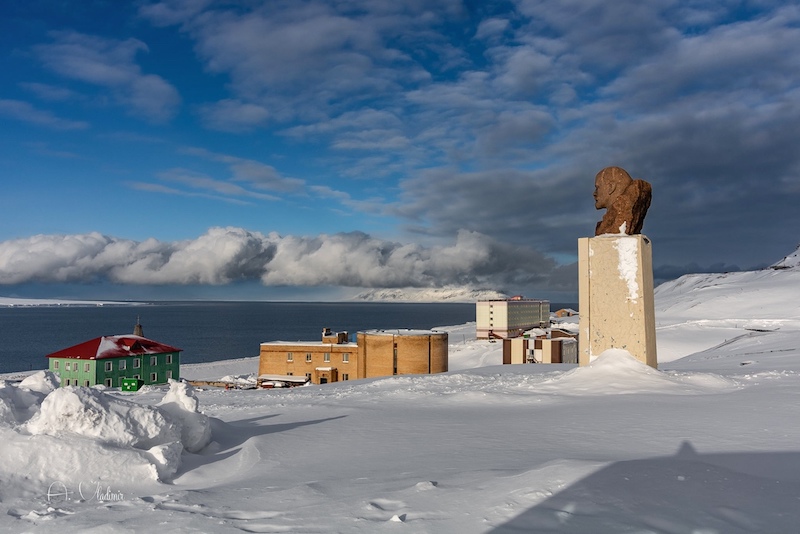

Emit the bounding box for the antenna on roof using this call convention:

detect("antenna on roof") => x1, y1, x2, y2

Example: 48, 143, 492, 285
134, 316, 143, 337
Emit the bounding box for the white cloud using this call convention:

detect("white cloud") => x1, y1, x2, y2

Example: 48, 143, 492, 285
198, 99, 270, 132
0, 99, 88, 130
33, 31, 181, 122
0, 228, 564, 291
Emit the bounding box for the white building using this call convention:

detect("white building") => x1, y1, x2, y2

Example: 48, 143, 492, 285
476, 298, 550, 339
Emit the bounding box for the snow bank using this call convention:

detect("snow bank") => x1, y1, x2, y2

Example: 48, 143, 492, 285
539, 349, 738, 395
157, 380, 212, 453
0, 375, 213, 492
26, 387, 180, 449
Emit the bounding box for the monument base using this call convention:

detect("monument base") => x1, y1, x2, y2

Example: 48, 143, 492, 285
578, 234, 657, 368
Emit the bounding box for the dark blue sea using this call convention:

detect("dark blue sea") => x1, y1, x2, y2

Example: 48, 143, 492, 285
0, 301, 577, 374
0, 301, 473, 373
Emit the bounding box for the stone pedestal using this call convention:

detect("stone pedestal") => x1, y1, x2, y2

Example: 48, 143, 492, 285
578, 234, 657, 368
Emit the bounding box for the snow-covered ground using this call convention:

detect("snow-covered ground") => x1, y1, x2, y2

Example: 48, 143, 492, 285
2, 256, 800, 532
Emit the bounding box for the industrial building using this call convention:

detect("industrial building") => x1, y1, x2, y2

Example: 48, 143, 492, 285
259, 327, 448, 385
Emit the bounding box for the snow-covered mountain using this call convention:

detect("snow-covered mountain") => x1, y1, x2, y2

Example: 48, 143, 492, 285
770, 242, 800, 269
351, 286, 508, 302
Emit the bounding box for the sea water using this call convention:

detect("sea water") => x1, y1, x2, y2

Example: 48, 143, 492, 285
0, 301, 481, 374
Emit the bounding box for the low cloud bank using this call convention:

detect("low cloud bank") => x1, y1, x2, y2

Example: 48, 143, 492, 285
0, 227, 569, 291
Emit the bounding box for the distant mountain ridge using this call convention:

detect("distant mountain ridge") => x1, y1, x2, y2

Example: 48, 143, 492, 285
351, 287, 508, 303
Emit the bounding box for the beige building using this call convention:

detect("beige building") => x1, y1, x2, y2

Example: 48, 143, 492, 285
259, 327, 448, 385
476, 298, 550, 339
502, 336, 578, 364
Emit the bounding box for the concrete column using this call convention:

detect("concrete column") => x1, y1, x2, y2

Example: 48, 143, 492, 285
578, 235, 657, 368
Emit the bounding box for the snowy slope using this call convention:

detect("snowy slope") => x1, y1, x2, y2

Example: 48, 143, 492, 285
2, 257, 800, 532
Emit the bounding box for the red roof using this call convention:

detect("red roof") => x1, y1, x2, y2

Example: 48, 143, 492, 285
47, 335, 182, 360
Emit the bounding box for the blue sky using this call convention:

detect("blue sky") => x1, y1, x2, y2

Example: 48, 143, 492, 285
1, 0, 799, 301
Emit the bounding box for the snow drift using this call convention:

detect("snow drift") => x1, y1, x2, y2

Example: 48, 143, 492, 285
1, 373, 212, 490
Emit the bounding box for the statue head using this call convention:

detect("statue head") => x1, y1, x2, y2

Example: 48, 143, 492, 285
594, 166, 633, 210
593, 166, 652, 235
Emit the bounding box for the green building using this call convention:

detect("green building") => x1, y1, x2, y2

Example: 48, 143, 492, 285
47, 324, 181, 388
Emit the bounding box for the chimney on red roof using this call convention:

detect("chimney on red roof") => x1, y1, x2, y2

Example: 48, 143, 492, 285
134, 316, 143, 337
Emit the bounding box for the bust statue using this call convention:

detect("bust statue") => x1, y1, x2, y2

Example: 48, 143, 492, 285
594, 166, 652, 235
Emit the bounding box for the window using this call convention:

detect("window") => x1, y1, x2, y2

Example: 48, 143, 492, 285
119, 360, 126, 370
53, 360, 59, 370
105, 378, 113, 387
65, 362, 71, 372
306, 353, 312, 362
323, 352, 330, 363
133, 374, 140, 380
84, 363, 91, 372
287, 352, 293, 362
305, 373, 312, 379
167, 370, 173, 380
84, 380, 90, 387
105, 361, 113, 372
133, 358, 140, 369
342, 373, 349, 381
342, 353, 350, 363
150, 356, 158, 366
166, 354, 172, 364
150, 372, 157, 382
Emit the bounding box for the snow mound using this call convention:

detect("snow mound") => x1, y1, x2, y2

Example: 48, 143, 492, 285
19, 370, 60, 395
540, 349, 738, 395
0, 371, 60, 425
26, 387, 180, 450
157, 380, 212, 453
0, 380, 215, 487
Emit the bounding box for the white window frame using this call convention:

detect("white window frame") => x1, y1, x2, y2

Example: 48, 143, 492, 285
133, 358, 140, 369
167, 370, 173, 380
84, 380, 90, 387
84, 363, 91, 372
150, 372, 157, 382
166, 354, 172, 364
287, 352, 293, 362
105, 361, 112, 372
306, 353, 312, 362
342, 353, 350, 363
119, 360, 126, 370
105, 378, 113, 387
53, 360, 59, 370
324, 352, 330, 363
150, 356, 158, 366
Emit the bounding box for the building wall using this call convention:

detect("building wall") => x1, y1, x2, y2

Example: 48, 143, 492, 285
260, 331, 447, 385
258, 343, 358, 384
50, 352, 180, 387
358, 331, 448, 378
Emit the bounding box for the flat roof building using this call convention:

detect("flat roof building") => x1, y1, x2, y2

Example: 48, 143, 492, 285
259, 327, 448, 385
476, 298, 550, 339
